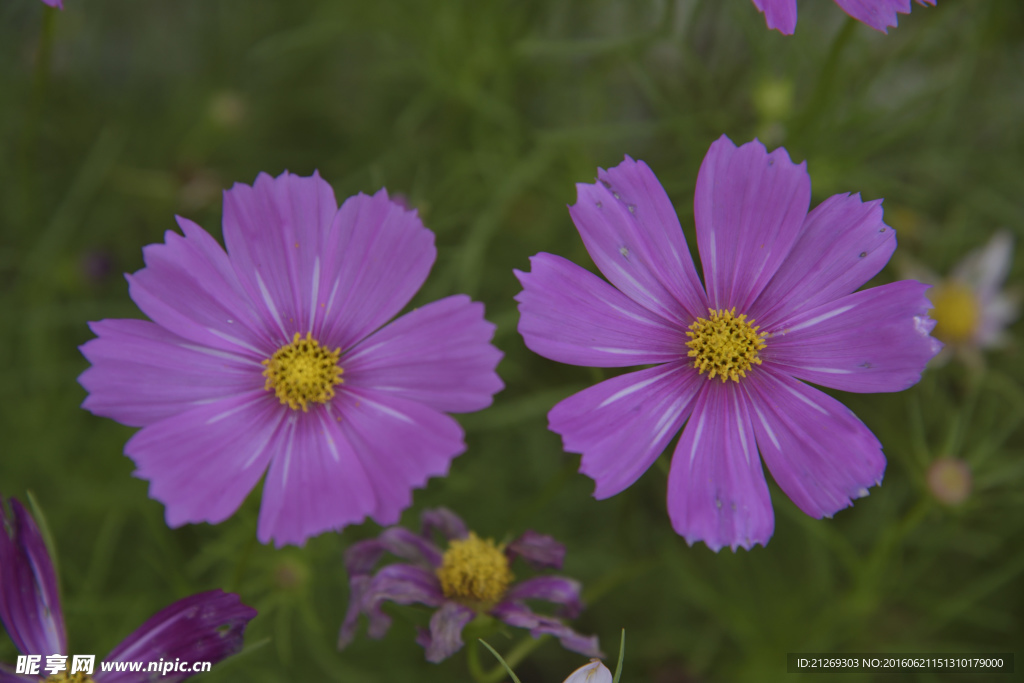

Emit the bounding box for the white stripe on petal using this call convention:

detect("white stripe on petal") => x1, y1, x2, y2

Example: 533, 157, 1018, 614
786, 304, 854, 333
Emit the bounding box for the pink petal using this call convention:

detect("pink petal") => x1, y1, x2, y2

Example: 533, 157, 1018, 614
79, 319, 262, 427
833, 0, 921, 33
667, 382, 774, 551
315, 189, 436, 351
751, 0, 798, 34
744, 370, 886, 519
694, 136, 810, 313
125, 218, 273, 355
751, 193, 896, 328
125, 391, 281, 529
549, 362, 702, 499
221, 171, 339, 338
255, 407, 377, 547
568, 158, 708, 325
336, 389, 467, 526
515, 253, 689, 368
764, 281, 941, 393
343, 295, 503, 413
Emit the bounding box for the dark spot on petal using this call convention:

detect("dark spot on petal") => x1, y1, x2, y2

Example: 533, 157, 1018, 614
627, 204, 636, 214
600, 179, 611, 189
613, 192, 621, 200
595, 201, 602, 209
859, 251, 867, 258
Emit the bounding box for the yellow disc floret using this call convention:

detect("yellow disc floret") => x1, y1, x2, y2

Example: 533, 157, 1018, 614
436, 532, 514, 606
929, 282, 980, 345
262, 332, 343, 411
46, 673, 95, 683
686, 308, 767, 383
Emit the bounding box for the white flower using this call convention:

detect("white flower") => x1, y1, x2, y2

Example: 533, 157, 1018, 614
564, 660, 613, 683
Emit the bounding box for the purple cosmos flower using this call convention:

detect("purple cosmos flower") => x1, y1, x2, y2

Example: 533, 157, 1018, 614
0, 497, 255, 683
515, 136, 941, 551
338, 508, 601, 663
78, 172, 504, 547
40, 0, 63, 9
752, 0, 936, 35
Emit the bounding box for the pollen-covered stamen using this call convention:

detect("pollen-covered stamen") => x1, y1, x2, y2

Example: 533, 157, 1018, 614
46, 673, 95, 683
436, 532, 513, 606
929, 282, 979, 344
262, 332, 343, 411
686, 308, 767, 383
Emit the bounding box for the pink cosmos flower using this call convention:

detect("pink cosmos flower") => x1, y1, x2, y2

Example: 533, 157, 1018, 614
515, 136, 941, 551
78, 172, 504, 547
752, 0, 936, 35
338, 508, 600, 663
0, 497, 255, 682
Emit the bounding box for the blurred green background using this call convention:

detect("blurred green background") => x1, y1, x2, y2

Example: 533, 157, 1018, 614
1, 0, 1022, 681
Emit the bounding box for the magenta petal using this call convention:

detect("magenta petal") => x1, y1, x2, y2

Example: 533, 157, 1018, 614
549, 362, 702, 499
256, 406, 379, 547
667, 382, 774, 551
415, 602, 475, 663
40, 0, 63, 8
833, 0, 920, 33
0, 499, 66, 657
765, 281, 941, 393
751, 0, 798, 34
97, 590, 255, 683
503, 576, 583, 619
124, 218, 270, 355
505, 530, 565, 570
694, 136, 810, 312
568, 161, 708, 325
344, 295, 503, 413
745, 370, 886, 519
515, 253, 689, 367
419, 508, 468, 543
362, 565, 445, 641
220, 171, 339, 337
751, 193, 896, 328
593, 157, 708, 319
335, 390, 467, 526
0, 665, 37, 683
315, 190, 437, 351
125, 391, 280, 530
79, 319, 262, 428
489, 602, 602, 658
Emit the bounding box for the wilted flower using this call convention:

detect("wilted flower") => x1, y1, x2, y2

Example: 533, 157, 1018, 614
0, 497, 255, 682
79, 171, 504, 547
752, 0, 936, 35
339, 508, 600, 663
516, 136, 941, 551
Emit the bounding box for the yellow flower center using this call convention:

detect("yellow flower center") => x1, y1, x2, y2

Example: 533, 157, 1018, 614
686, 308, 767, 383
929, 282, 979, 345
262, 332, 343, 411
436, 532, 514, 606
45, 674, 94, 683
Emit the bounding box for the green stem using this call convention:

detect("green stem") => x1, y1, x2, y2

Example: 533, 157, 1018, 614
479, 635, 550, 683
792, 17, 857, 139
